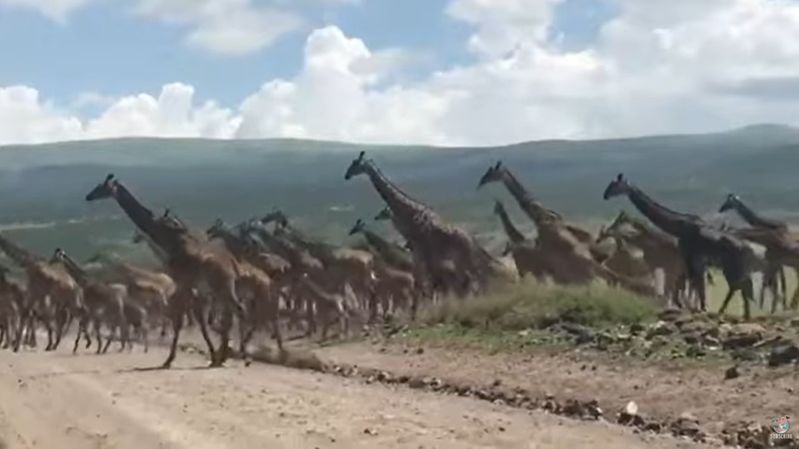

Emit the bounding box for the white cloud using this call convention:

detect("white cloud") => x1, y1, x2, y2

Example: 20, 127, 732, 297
0, 86, 83, 144
0, 0, 92, 22
133, 0, 304, 56
85, 83, 240, 139
6, 0, 799, 147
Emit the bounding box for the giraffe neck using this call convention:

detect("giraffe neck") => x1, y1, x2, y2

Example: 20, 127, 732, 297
494, 204, 527, 244
734, 201, 786, 230
362, 229, 413, 270
499, 169, 562, 227
112, 183, 167, 249
59, 256, 89, 287
625, 186, 699, 237
0, 235, 38, 269
363, 161, 432, 241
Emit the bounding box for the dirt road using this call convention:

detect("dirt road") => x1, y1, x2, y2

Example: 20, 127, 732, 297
0, 345, 709, 449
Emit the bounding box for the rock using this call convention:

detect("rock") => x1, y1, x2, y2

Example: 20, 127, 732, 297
630, 323, 645, 334
618, 401, 645, 427
408, 377, 426, 389
724, 365, 740, 380
767, 342, 799, 367
671, 412, 702, 438
790, 317, 799, 328
646, 321, 676, 339
723, 324, 766, 350
415, 347, 424, 355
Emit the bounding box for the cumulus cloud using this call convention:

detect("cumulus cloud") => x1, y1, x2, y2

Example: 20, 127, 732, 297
5, 0, 799, 147
0, 86, 83, 144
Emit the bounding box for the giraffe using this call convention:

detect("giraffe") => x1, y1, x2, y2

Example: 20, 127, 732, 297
476, 165, 655, 296
345, 151, 511, 298
348, 219, 416, 320
0, 233, 81, 351
51, 248, 136, 354
491, 200, 551, 280
206, 219, 284, 354
85, 174, 244, 368
0, 264, 24, 350
724, 226, 799, 312
595, 226, 656, 284
719, 194, 794, 311
261, 209, 377, 313
374, 205, 502, 301
86, 252, 176, 339
601, 211, 694, 304
348, 218, 414, 273
478, 161, 610, 263
241, 220, 334, 335
603, 174, 758, 318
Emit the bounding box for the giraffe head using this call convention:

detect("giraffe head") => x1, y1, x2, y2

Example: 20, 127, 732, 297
348, 218, 367, 236
602, 173, 632, 200
86, 173, 117, 201
344, 151, 368, 180
477, 161, 504, 189
261, 207, 289, 229
719, 193, 741, 213
205, 218, 227, 239
374, 206, 392, 221
50, 247, 67, 264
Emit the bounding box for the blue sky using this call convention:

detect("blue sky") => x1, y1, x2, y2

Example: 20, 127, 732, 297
0, 0, 612, 108
0, 0, 796, 146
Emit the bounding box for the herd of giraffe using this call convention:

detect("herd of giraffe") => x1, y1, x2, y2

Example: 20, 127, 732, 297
0, 151, 797, 369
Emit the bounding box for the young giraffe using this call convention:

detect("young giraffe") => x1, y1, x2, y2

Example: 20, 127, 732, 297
0, 233, 81, 351
0, 264, 25, 350
349, 219, 416, 320
51, 248, 132, 354
595, 226, 656, 285
262, 209, 377, 314
86, 252, 176, 339
491, 200, 551, 281
206, 219, 284, 354
86, 174, 244, 368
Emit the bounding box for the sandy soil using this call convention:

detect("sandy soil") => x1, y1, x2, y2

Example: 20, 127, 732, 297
319, 340, 799, 435
0, 343, 710, 449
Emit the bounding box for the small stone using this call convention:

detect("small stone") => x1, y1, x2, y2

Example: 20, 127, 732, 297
768, 342, 799, 367
724, 366, 740, 380
415, 347, 424, 355
625, 401, 638, 416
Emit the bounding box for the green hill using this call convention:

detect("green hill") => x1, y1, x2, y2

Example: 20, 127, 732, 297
1, 123, 798, 265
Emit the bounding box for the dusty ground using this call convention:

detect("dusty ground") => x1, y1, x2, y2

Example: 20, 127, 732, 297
319, 339, 798, 436
0, 343, 710, 449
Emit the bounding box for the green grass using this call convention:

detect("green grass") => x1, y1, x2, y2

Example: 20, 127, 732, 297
419, 279, 658, 332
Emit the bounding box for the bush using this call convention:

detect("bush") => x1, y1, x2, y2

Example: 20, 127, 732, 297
420, 279, 657, 332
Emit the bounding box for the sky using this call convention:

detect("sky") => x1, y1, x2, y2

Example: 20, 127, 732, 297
1, 0, 799, 147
